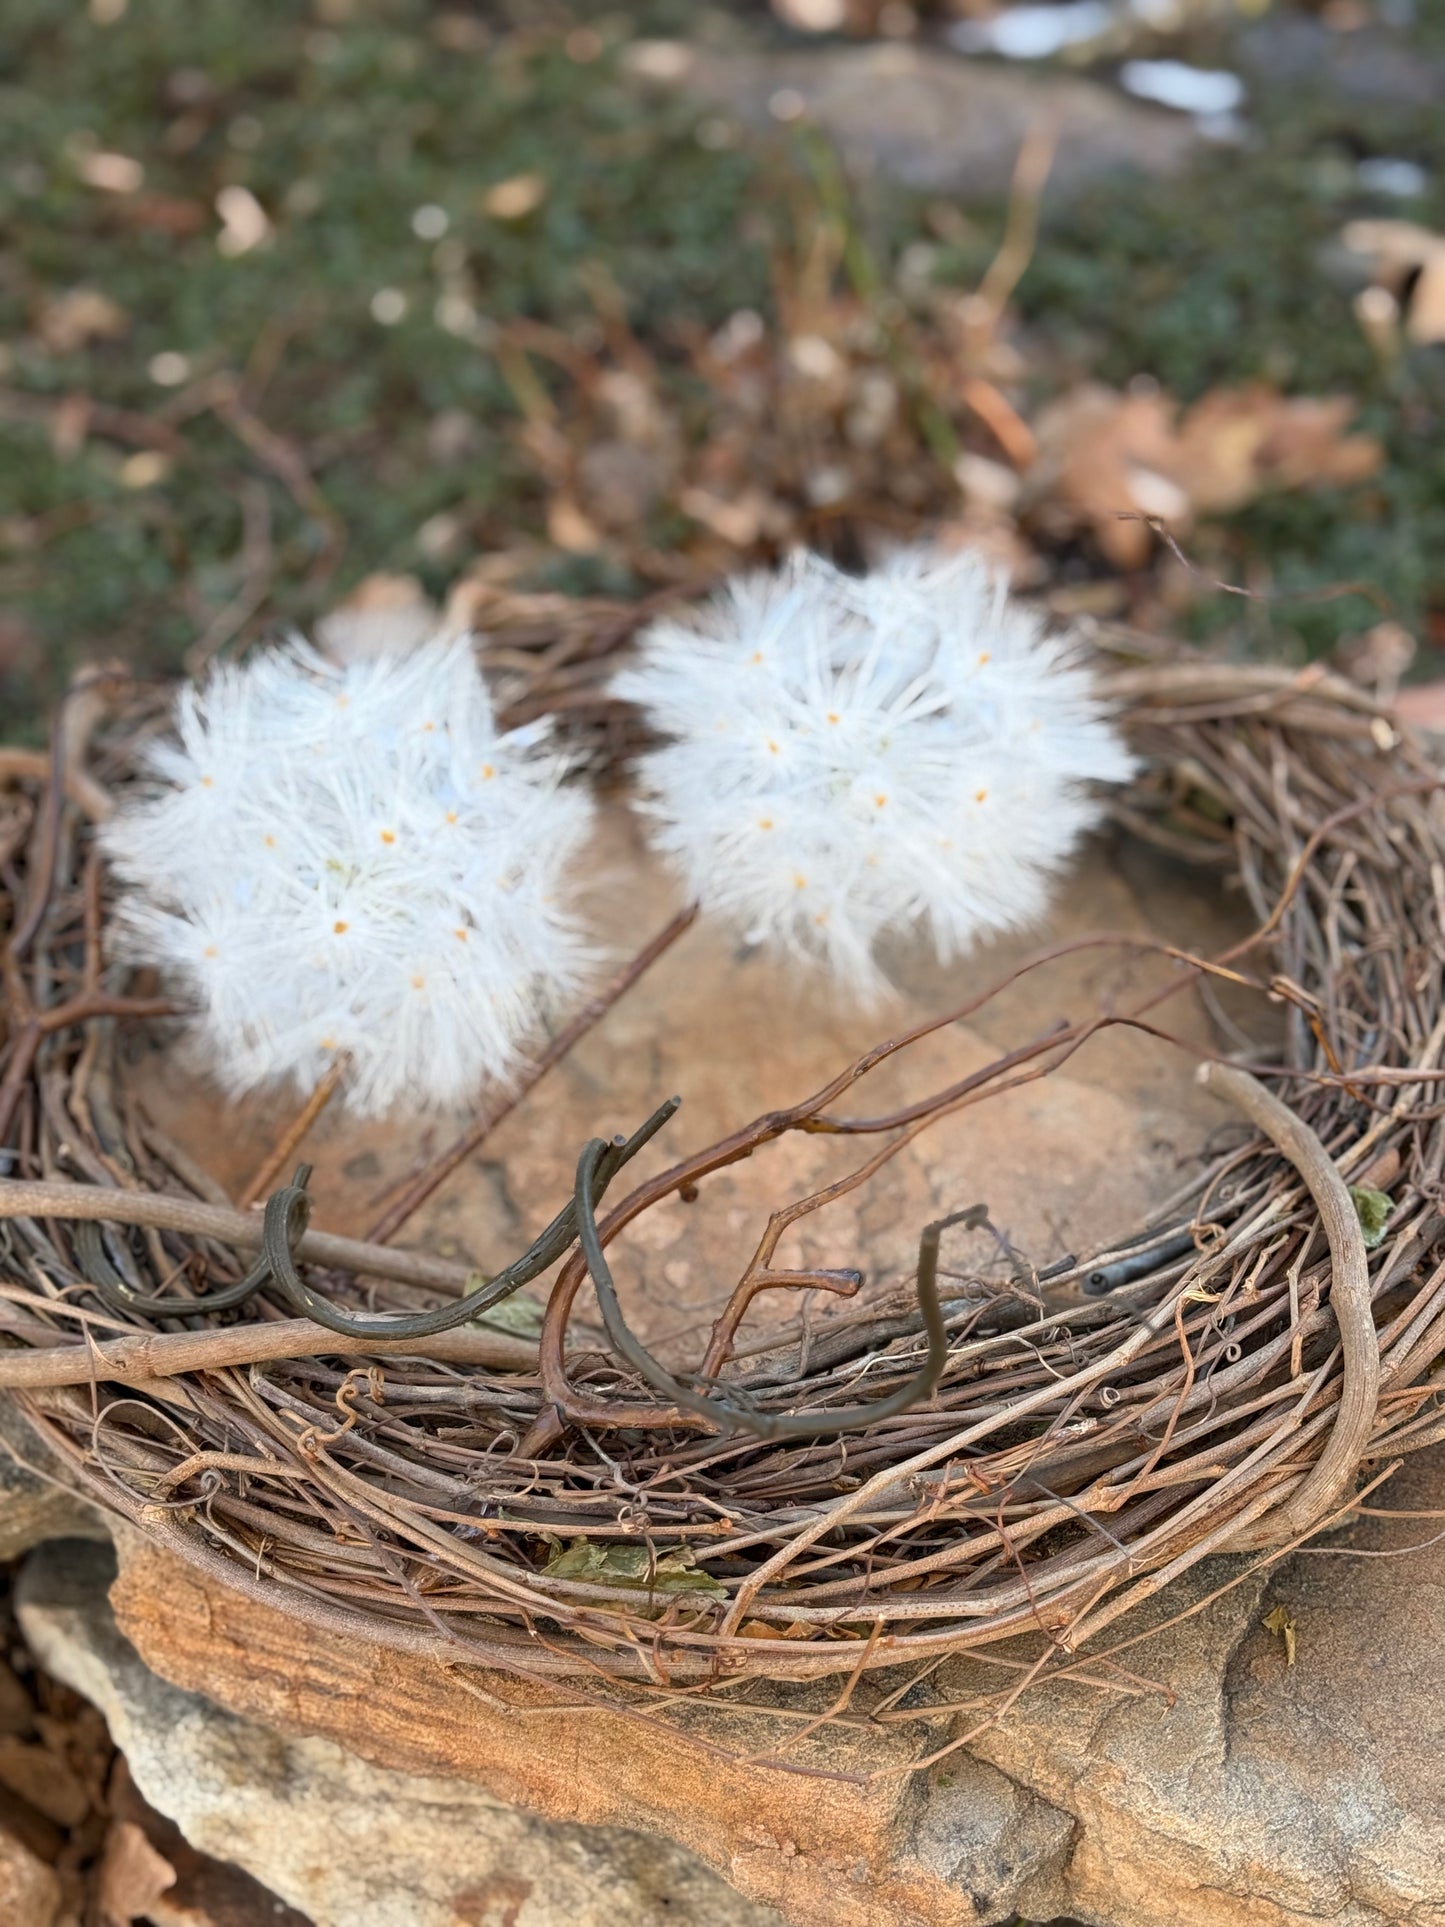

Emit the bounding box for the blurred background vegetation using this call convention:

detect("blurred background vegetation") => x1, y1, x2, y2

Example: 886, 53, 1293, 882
3, 0, 1443, 735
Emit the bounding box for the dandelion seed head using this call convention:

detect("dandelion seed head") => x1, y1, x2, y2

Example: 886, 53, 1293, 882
103, 636, 595, 1115
613, 545, 1135, 996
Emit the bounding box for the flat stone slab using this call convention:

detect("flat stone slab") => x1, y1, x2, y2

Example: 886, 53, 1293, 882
627, 40, 1201, 201
70, 1455, 1445, 1927
16, 1539, 783, 1927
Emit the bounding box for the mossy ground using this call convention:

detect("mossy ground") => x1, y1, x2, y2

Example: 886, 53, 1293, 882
2, 0, 1442, 732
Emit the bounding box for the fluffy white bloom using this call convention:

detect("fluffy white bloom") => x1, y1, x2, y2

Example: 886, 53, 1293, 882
613, 546, 1135, 994
103, 636, 594, 1116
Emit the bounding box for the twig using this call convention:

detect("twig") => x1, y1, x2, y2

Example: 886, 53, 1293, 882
0, 1310, 537, 1386
367, 906, 698, 1244
0, 751, 112, 823
184, 477, 275, 674
0, 1177, 477, 1295
239, 1055, 348, 1209
1198, 1063, 1378, 1543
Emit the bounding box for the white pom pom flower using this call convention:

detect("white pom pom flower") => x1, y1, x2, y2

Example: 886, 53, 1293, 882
613, 546, 1135, 995
103, 636, 595, 1116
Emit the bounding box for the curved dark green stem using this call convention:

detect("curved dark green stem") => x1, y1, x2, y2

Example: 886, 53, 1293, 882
77, 1219, 273, 1321
574, 1139, 967, 1439
81, 1098, 682, 1340
256, 1097, 680, 1340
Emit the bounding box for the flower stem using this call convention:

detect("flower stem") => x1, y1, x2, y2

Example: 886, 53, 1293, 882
238, 1055, 349, 1209
366, 903, 698, 1245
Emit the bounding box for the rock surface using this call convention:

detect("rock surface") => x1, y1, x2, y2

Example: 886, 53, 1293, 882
109, 1760, 317, 1927
626, 40, 1200, 201
0, 1824, 61, 1927
87, 1453, 1445, 1927
16, 1539, 785, 1927
1237, 16, 1445, 109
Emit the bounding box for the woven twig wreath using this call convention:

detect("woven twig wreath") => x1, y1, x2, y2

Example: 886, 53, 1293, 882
2, 641, 1443, 1709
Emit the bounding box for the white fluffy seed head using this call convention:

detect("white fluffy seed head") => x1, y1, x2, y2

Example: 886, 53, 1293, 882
613, 545, 1136, 995
103, 636, 595, 1116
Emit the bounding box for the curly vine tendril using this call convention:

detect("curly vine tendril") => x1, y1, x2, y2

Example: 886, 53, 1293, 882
81, 1097, 683, 1340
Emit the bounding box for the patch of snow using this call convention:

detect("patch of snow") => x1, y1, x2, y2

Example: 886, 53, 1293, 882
1119, 60, 1245, 116
949, 3, 1114, 60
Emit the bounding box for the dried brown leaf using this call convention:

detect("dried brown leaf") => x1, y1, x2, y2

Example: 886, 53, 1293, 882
1031, 380, 1381, 561
1263, 1604, 1297, 1668
35, 288, 129, 355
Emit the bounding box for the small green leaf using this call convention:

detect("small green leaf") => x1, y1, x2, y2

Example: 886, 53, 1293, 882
1348, 1186, 1392, 1249
466, 1288, 545, 1339
543, 1538, 726, 1599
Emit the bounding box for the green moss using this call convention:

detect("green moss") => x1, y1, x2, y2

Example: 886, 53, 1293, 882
0, 0, 764, 726
3, 1, 1443, 730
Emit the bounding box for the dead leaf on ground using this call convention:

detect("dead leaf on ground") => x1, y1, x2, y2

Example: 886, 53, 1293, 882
1030, 380, 1383, 567
1342, 218, 1445, 346
35, 287, 129, 355
482, 173, 548, 221
316, 573, 440, 663
123, 194, 209, 238
1028, 382, 1181, 567
0, 1734, 91, 1828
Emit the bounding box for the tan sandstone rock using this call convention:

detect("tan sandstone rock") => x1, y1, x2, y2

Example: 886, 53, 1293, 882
93, 1463, 1445, 1927
17, 1539, 784, 1927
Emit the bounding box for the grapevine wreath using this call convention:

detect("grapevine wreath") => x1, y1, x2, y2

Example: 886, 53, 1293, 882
2, 587, 1442, 1742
